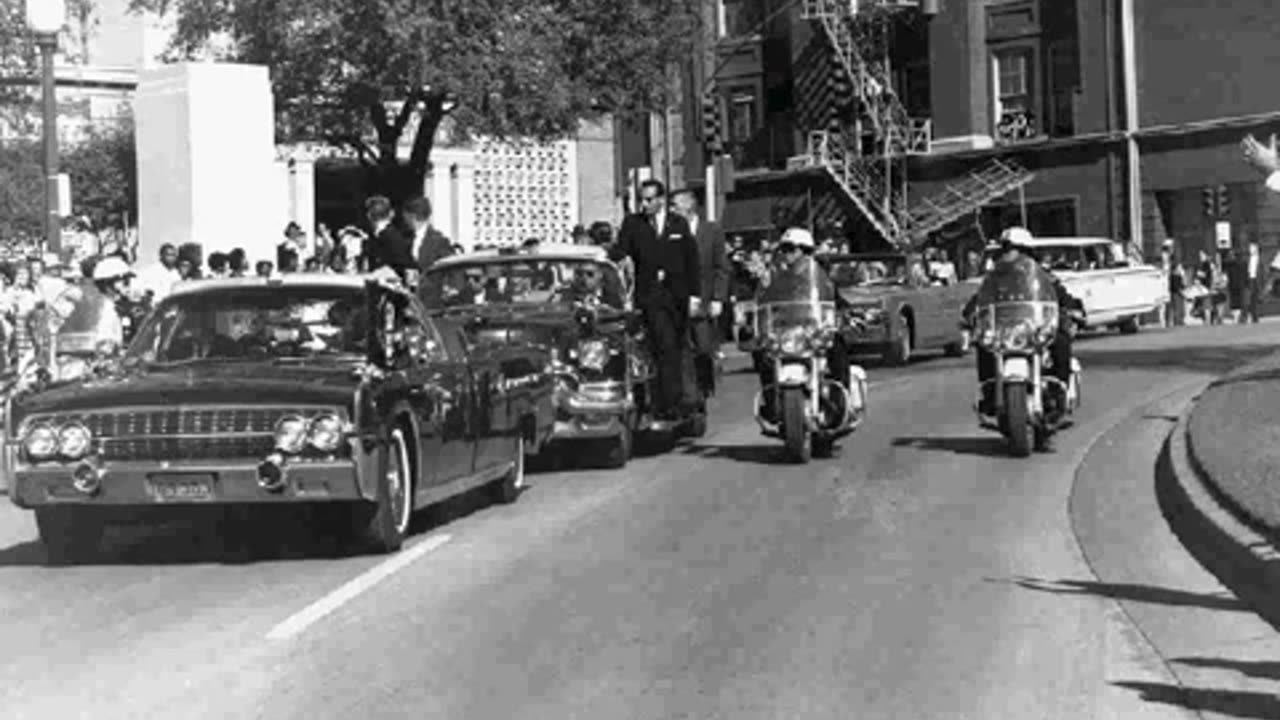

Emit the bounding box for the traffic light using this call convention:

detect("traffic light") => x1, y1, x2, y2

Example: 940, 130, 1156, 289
701, 84, 722, 157
1202, 186, 1217, 217
1216, 184, 1231, 219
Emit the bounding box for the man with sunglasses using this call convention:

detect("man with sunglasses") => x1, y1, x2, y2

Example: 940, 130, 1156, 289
752, 227, 852, 424
611, 180, 703, 421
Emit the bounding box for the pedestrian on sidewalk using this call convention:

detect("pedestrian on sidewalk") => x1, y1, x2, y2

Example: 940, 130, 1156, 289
1244, 240, 1265, 323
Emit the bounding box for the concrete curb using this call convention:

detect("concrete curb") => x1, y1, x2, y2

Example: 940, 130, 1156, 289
1158, 399, 1280, 632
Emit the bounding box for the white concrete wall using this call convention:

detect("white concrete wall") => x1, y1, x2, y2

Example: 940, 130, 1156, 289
135, 62, 282, 267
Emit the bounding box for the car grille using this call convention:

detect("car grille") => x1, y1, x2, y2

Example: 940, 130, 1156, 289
24, 407, 334, 462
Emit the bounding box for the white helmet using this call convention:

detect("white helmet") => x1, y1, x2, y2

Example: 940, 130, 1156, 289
92, 256, 133, 281
1000, 226, 1033, 248
780, 227, 816, 250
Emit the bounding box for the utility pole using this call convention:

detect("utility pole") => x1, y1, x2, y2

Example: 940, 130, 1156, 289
700, 0, 721, 221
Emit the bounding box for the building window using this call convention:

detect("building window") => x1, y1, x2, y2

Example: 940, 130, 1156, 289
993, 47, 1038, 143
720, 0, 766, 39
728, 88, 757, 142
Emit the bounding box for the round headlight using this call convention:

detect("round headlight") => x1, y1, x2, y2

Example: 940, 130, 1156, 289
308, 413, 343, 452
1003, 322, 1033, 351
274, 415, 308, 454
577, 339, 610, 371
23, 423, 58, 460
58, 422, 92, 459
778, 327, 809, 355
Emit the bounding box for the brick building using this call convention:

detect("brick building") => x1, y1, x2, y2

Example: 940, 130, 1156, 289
622, 0, 1280, 265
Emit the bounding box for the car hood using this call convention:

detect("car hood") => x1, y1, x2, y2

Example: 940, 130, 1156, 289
11, 359, 361, 419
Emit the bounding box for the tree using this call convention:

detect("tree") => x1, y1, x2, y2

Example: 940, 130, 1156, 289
64, 111, 137, 230
131, 0, 700, 198
0, 139, 43, 241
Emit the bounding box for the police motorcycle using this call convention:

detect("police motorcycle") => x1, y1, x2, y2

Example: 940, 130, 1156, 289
753, 229, 868, 463
963, 235, 1083, 457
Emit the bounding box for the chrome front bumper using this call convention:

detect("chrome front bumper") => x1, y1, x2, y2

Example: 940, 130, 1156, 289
550, 383, 634, 441
8, 458, 366, 509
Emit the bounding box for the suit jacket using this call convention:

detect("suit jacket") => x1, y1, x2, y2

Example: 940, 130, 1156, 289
689, 215, 728, 306
687, 214, 728, 353
416, 227, 454, 273
368, 223, 414, 273
611, 211, 701, 311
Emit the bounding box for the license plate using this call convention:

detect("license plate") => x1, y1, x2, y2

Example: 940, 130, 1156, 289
147, 473, 216, 502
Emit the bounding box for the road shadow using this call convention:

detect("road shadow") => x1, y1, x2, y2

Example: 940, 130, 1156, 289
1171, 657, 1280, 681
1113, 680, 1280, 719
1075, 343, 1277, 376
680, 443, 793, 466
1002, 575, 1249, 611
891, 435, 1008, 458
0, 489, 504, 568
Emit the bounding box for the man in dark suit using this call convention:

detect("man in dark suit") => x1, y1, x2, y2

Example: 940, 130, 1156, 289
363, 195, 411, 274
672, 188, 728, 400
610, 179, 702, 420
403, 196, 454, 286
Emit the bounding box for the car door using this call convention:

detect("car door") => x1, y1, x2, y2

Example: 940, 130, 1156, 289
431, 315, 477, 483
400, 300, 447, 495
465, 340, 509, 475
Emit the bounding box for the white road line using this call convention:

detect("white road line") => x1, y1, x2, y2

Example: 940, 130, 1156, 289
265, 533, 453, 641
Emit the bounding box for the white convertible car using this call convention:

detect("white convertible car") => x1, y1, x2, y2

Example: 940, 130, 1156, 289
980, 236, 1169, 333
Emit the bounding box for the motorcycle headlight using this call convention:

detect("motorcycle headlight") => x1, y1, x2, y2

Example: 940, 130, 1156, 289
777, 327, 810, 355
307, 413, 343, 452
23, 423, 58, 460
274, 415, 308, 454
576, 339, 610, 371
58, 422, 92, 459
1001, 321, 1034, 351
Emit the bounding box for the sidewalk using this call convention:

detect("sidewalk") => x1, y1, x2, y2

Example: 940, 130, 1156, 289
1167, 347, 1280, 631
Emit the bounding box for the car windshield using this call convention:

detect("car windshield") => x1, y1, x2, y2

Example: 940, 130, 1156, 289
422, 258, 626, 310
126, 286, 368, 364
825, 256, 921, 287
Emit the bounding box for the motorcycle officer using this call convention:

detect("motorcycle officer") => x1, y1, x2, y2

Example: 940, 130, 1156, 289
962, 226, 1083, 416
753, 227, 852, 422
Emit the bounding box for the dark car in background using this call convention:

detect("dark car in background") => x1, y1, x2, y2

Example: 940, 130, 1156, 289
5, 274, 552, 563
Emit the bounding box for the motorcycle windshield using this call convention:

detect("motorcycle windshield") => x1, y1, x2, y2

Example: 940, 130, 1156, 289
972, 255, 1060, 348
755, 259, 838, 337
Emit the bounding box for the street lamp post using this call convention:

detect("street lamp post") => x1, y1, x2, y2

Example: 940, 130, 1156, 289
27, 0, 65, 255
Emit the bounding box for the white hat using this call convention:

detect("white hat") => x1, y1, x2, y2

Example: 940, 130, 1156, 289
92, 256, 133, 281
780, 227, 816, 250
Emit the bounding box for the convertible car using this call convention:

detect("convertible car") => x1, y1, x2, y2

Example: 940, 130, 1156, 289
422, 244, 701, 469
5, 273, 553, 563
822, 252, 973, 365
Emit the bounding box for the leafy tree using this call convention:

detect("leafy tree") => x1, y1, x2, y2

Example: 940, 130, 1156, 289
132, 0, 700, 198
0, 139, 43, 241
64, 111, 137, 230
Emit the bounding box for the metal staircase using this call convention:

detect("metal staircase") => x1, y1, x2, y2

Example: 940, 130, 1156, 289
905, 157, 1034, 240
798, 0, 1036, 247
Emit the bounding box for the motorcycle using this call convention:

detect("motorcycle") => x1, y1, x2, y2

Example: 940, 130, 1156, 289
965, 255, 1083, 457
752, 260, 868, 463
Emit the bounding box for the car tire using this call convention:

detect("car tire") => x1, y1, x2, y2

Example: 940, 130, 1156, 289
1119, 316, 1141, 334
602, 425, 633, 469
37, 507, 105, 566
491, 435, 526, 504
358, 424, 413, 554
883, 317, 912, 366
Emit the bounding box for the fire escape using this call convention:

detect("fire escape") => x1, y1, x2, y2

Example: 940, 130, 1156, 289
798, 0, 1035, 247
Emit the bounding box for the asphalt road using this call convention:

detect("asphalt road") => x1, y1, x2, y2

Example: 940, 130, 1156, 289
1, 322, 1279, 719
